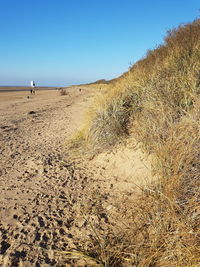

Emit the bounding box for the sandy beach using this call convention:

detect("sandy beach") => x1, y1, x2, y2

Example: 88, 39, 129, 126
0, 88, 96, 266
0, 88, 151, 266
0, 87, 59, 92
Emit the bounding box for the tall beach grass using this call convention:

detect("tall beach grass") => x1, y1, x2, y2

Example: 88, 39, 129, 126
68, 19, 200, 266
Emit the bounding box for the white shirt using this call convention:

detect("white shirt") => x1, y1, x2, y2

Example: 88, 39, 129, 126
30, 81, 35, 88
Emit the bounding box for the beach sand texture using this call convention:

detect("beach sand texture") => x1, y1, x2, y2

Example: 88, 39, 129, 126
0, 88, 94, 265
0, 88, 152, 266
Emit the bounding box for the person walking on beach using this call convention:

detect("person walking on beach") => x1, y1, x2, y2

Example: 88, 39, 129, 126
30, 81, 36, 94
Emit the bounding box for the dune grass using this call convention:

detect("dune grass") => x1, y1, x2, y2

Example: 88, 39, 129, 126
68, 19, 200, 266
59, 88, 68, 96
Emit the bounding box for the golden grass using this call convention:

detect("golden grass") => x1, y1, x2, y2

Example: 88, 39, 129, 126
67, 19, 200, 266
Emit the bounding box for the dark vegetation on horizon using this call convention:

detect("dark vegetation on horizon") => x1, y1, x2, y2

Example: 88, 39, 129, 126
78, 78, 117, 86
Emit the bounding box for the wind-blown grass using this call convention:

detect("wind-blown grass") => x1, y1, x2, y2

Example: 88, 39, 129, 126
68, 19, 200, 266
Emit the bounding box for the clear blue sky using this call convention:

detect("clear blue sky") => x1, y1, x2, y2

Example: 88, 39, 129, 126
0, 0, 199, 86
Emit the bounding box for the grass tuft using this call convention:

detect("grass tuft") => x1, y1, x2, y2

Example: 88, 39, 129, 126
60, 88, 68, 96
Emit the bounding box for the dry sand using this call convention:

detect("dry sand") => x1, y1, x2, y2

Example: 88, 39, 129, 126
0, 87, 58, 92
0, 88, 152, 266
